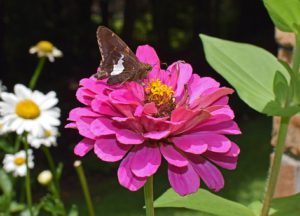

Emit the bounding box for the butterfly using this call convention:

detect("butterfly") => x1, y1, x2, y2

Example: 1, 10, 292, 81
95, 26, 153, 85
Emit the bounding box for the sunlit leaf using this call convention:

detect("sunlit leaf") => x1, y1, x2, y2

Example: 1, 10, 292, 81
263, 0, 300, 33
68, 205, 79, 216
154, 188, 255, 216
200, 34, 300, 116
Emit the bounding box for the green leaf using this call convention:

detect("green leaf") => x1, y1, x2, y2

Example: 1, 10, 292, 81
263, 0, 300, 33
279, 60, 300, 105
273, 71, 289, 106
248, 201, 276, 216
271, 192, 300, 216
154, 188, 255, 216
200, 34, 300, 116
56, 162, 64, 180
10, 201, 25, 213
0, 137, 14, 154
68, 205, 78, 216
0, 194, 11, 214
0, 169, 12, 195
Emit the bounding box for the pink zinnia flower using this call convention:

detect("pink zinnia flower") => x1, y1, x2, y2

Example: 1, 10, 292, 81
67, 45, 241, 196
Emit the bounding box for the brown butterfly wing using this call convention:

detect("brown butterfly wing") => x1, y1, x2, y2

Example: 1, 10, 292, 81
96, 26, 141, 84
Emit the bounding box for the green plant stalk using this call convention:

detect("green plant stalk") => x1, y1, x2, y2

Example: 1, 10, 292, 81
42, 147, 61, 194
144, 176, 155, 216
24, 138, 33, 216
29, 57, 46, 89
260, 116, 290, 216
74, 161, 95, 216
292, 34, 300, 73
14, 135, 22, 152
48, 182, 67, 216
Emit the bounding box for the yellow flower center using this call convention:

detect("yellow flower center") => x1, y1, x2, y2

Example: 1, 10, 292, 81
14, 157, 26, 166
145, 79, 174, 106
15, 99, 41, 119
36, 41, 54, 53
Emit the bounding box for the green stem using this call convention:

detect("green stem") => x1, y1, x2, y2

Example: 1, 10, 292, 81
74, 161, 95, 216
48, 182, 67, 216
24, 138, 33, 216
144, 176, 155, 216
42, 147, 60, 194
292, 34, 300, 73
260, 117, 290, 216
29, 57, 46, 89
14, 135, 22, 152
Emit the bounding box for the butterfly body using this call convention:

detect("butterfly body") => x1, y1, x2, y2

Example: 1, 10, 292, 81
95, 26, 152, 85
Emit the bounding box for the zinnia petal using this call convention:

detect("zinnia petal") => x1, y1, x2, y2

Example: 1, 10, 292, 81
90, 117, 116, 136
168, 163, 200, 196
136, 45, 160, 72
160, 142, 188, 167
117, 152, 147, 191
94, 136, 131, 162
74, 138, 94, 157
131, 143, 161, 177
116, 129, 144, 145
189, 155, 224, 192
204, 142, 240, 170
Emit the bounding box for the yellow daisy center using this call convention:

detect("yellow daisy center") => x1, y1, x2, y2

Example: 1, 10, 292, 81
15, 99, 41, 119
145, 79, 174, 106
36, 41, 54, 53
14, 157, 26, 166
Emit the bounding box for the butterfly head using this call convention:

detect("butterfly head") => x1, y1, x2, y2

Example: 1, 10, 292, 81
143, 63, 152, 72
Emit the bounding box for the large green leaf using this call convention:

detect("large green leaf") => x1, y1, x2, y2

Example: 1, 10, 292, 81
200, 34, 300, 116
154, 188, 255, 216
271, 192, 300, 216
263, 0, 300, 33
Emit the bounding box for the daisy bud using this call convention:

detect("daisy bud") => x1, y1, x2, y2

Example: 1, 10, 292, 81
37, 170, 53, 186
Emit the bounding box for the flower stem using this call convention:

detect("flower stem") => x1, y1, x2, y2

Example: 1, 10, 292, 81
42, 147, 60, 194
144, 176, 155, 216
29, 57, 46, 89
260, 116, 290, 216
74, 160, 95, 216
24, 138, 33, 216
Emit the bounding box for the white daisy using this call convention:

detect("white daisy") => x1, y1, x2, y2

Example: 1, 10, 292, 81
27, 127, 58, 149
29, 40, 63, 62
0, 80, 6, 94
3, 149, 34, 177
0, 80, 7, 135
0, 84, 60, 136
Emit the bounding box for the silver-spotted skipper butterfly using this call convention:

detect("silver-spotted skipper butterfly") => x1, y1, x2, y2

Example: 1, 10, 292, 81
95, 26, 153, 85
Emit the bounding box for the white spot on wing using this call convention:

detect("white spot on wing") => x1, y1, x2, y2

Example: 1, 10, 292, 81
111, 54, 125, 76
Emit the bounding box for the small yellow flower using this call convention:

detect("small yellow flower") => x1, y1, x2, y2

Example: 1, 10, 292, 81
29, 40, 63, 62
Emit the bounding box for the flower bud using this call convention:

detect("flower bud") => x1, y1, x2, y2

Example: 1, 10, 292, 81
37, 170, 53, 186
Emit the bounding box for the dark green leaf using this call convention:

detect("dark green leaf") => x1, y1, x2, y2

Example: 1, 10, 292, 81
271, 192, 300, 216
263, 0, 300, 33
154, 188, 255, 216
273, 71, 289, 106
56, 162, 64, 180
279, 60, 300, 105
0, 137, 14, 154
